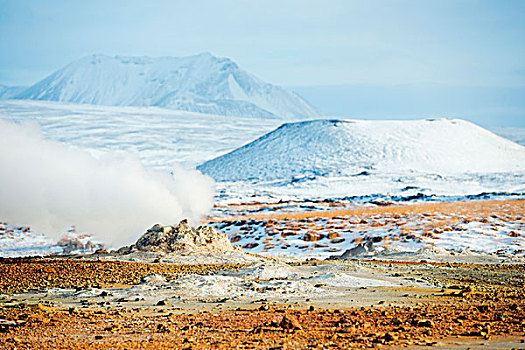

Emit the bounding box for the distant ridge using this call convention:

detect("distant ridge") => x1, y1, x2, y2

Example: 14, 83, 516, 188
0, 85, 25, 99
198, 118, 525, 181
4, 54, 319, 118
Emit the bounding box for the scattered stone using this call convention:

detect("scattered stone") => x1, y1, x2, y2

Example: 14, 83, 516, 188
243, 242, 259, 249
279, 315, 302, 330
332, 240, 375, 259
231, 235, 242, 243
384, 333, 398, 342
140, 274, 167, 286
304, 232, 323, 242
0, 320, 19, 332
258, 304, 269, 311
327, 232, 340, 239
416, 319, 435, 328
156, 323, 170, 333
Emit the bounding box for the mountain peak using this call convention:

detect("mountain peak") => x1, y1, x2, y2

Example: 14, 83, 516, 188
7, 54, 318, 118
193, 51, 214, 58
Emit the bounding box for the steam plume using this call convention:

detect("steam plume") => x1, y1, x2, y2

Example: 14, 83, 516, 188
0, 120, 215, 247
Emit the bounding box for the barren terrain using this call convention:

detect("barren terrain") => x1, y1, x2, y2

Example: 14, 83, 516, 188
1, 199, 524, 349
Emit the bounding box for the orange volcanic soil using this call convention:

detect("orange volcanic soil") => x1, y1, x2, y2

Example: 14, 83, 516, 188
208, 199, 525, 223
1, 260, 524, 349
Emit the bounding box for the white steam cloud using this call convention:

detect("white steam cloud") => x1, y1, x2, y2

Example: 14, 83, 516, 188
0, 120, 215, 248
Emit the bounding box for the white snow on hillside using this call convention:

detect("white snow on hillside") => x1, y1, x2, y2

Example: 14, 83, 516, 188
7, 54, 319, 119
198, 118, 525, 182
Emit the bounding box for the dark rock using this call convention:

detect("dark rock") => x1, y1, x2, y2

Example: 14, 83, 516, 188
331, 239, 377, 259
279, 315, 302, 330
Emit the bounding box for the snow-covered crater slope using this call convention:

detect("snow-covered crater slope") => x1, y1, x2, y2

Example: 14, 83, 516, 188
8, 53, 319, 119
198, 118, 525, 182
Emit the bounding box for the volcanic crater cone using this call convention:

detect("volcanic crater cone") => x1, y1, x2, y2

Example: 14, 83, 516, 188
198, 118, 525, 182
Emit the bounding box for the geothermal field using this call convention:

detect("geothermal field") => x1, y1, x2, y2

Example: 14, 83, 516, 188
0, 52, 525, 349
0, 98, 524, 349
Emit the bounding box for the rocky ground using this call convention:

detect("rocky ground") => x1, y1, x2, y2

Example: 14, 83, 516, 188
0, 259, 246, 294
0, 259, 524, 349
0, 199, 524, 349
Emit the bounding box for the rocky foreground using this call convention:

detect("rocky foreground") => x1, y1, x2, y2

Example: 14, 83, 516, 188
0, 258, 524, 349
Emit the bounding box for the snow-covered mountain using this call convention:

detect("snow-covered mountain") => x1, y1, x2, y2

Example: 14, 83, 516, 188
0, 85, 25, 99
198, 118, 525, 181
7, 54, 319, 119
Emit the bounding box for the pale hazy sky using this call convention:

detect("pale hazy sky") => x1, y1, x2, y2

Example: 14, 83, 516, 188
1, 0, 524, 88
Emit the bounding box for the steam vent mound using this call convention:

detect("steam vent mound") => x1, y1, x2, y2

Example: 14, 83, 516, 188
133, 220, 234, 253
198, 118, 525, 182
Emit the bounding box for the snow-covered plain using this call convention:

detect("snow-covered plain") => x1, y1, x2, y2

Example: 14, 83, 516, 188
0, 100, 283, 170
0, 223, 62, 257
0, 223, 103, 257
